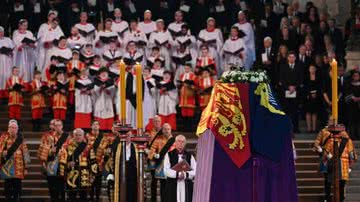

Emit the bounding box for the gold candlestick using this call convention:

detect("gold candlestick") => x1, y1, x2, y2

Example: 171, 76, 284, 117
135, 63, 143, 132
119, 60, 126, 124
331, 59, 338, 124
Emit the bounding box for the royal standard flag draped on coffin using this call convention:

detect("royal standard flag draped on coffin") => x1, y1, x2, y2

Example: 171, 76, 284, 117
197, 82, 292, 167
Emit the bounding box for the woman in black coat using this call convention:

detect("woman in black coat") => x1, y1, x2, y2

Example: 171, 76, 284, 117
304, 65, 322, 132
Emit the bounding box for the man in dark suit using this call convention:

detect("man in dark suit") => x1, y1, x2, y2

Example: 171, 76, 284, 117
291, 1, 304, 21
279, 51, 304, 133
297, 44, 312, 76
259, 3, 279, 40
259, 36, 278, 85
328, 18, 345, 58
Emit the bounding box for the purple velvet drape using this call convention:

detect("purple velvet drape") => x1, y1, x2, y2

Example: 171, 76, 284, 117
193, 130, 298, 202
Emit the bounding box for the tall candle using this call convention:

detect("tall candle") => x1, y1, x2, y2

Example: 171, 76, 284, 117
135, 63, 143, 130
119, 60, 126, 123
331, 59, 338, 124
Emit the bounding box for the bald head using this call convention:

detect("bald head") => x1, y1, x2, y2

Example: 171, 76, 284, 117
162, 123, 172, 137
73, 128, 85, 143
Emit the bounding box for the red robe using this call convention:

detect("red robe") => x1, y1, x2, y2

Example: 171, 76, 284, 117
6, 76, 24, 119
179, 72, 197, 117
30, 79, 46, 119
195, 56, 217, 75
197, 76, 215, 110
51, 80, 68, 120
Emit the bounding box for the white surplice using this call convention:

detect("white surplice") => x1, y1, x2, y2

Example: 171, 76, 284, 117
94, 30, 121, 55
197, 28, 223, 72
37, 26, 64, 72
75, 78, 93, 114
12, 30, 36, 82
233, 22, 255, 70
0, 37, 14, 90
220, 37, 246, 71
158, 82, 178, 116
164, 153, 197, 202
75, 23, 96, 44
148, 30, 173, 69
93, 83, 115, 119
138, 21, 156, 37
67, 35, 86, 49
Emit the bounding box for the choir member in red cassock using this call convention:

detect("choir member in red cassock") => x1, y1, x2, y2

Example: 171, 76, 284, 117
195, 45, 217, 76
51, 71, 68, 121
30, 71, 47, 131
6, 67, 25, 120
178, 64, 196, 130
197, 67, 215, 110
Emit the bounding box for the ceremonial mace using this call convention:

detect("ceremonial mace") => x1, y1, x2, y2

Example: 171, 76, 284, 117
328, 59, 343, 202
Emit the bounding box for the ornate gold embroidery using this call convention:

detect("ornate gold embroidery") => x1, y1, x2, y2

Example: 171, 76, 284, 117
197, 83, 247, 150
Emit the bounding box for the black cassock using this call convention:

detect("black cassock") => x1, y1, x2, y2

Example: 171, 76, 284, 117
164, 150, 194, 202
112, 140, 138, 202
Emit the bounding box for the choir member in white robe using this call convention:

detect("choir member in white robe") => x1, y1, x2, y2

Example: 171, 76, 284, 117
148, 19, 173, 69
94, 19, 121, 55
48, 36, 72, 65
167, 11, 187, 39
122, 41, 145, 67
81, 43, 95, 65
93, 68, 115, 131
123, 20, 148, 55
220, 26, 246, 71
74, 69, 93, 129
233, 11, 255, 70
37, 10, 60, 42
172, 46, 192, 81
75, 12, 96, 44
67, 26, 86, 49
102, 39, 122, 69
164, 135, 196, 202
12, 20, 36, 83
0, 26, 14, 98
158, 71, 178, 130
143, 67, 156, 128
150, 59, 165, 112
111, 8, 129, 39
108, 59, 119, 82
124, 68, 138, 128
138, 10, 157, 39
147, 47, 165, 68
174, 24, 197, 66
88, 55, 102, 78
197, 18, 223, 72
37, 18, 64, 72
